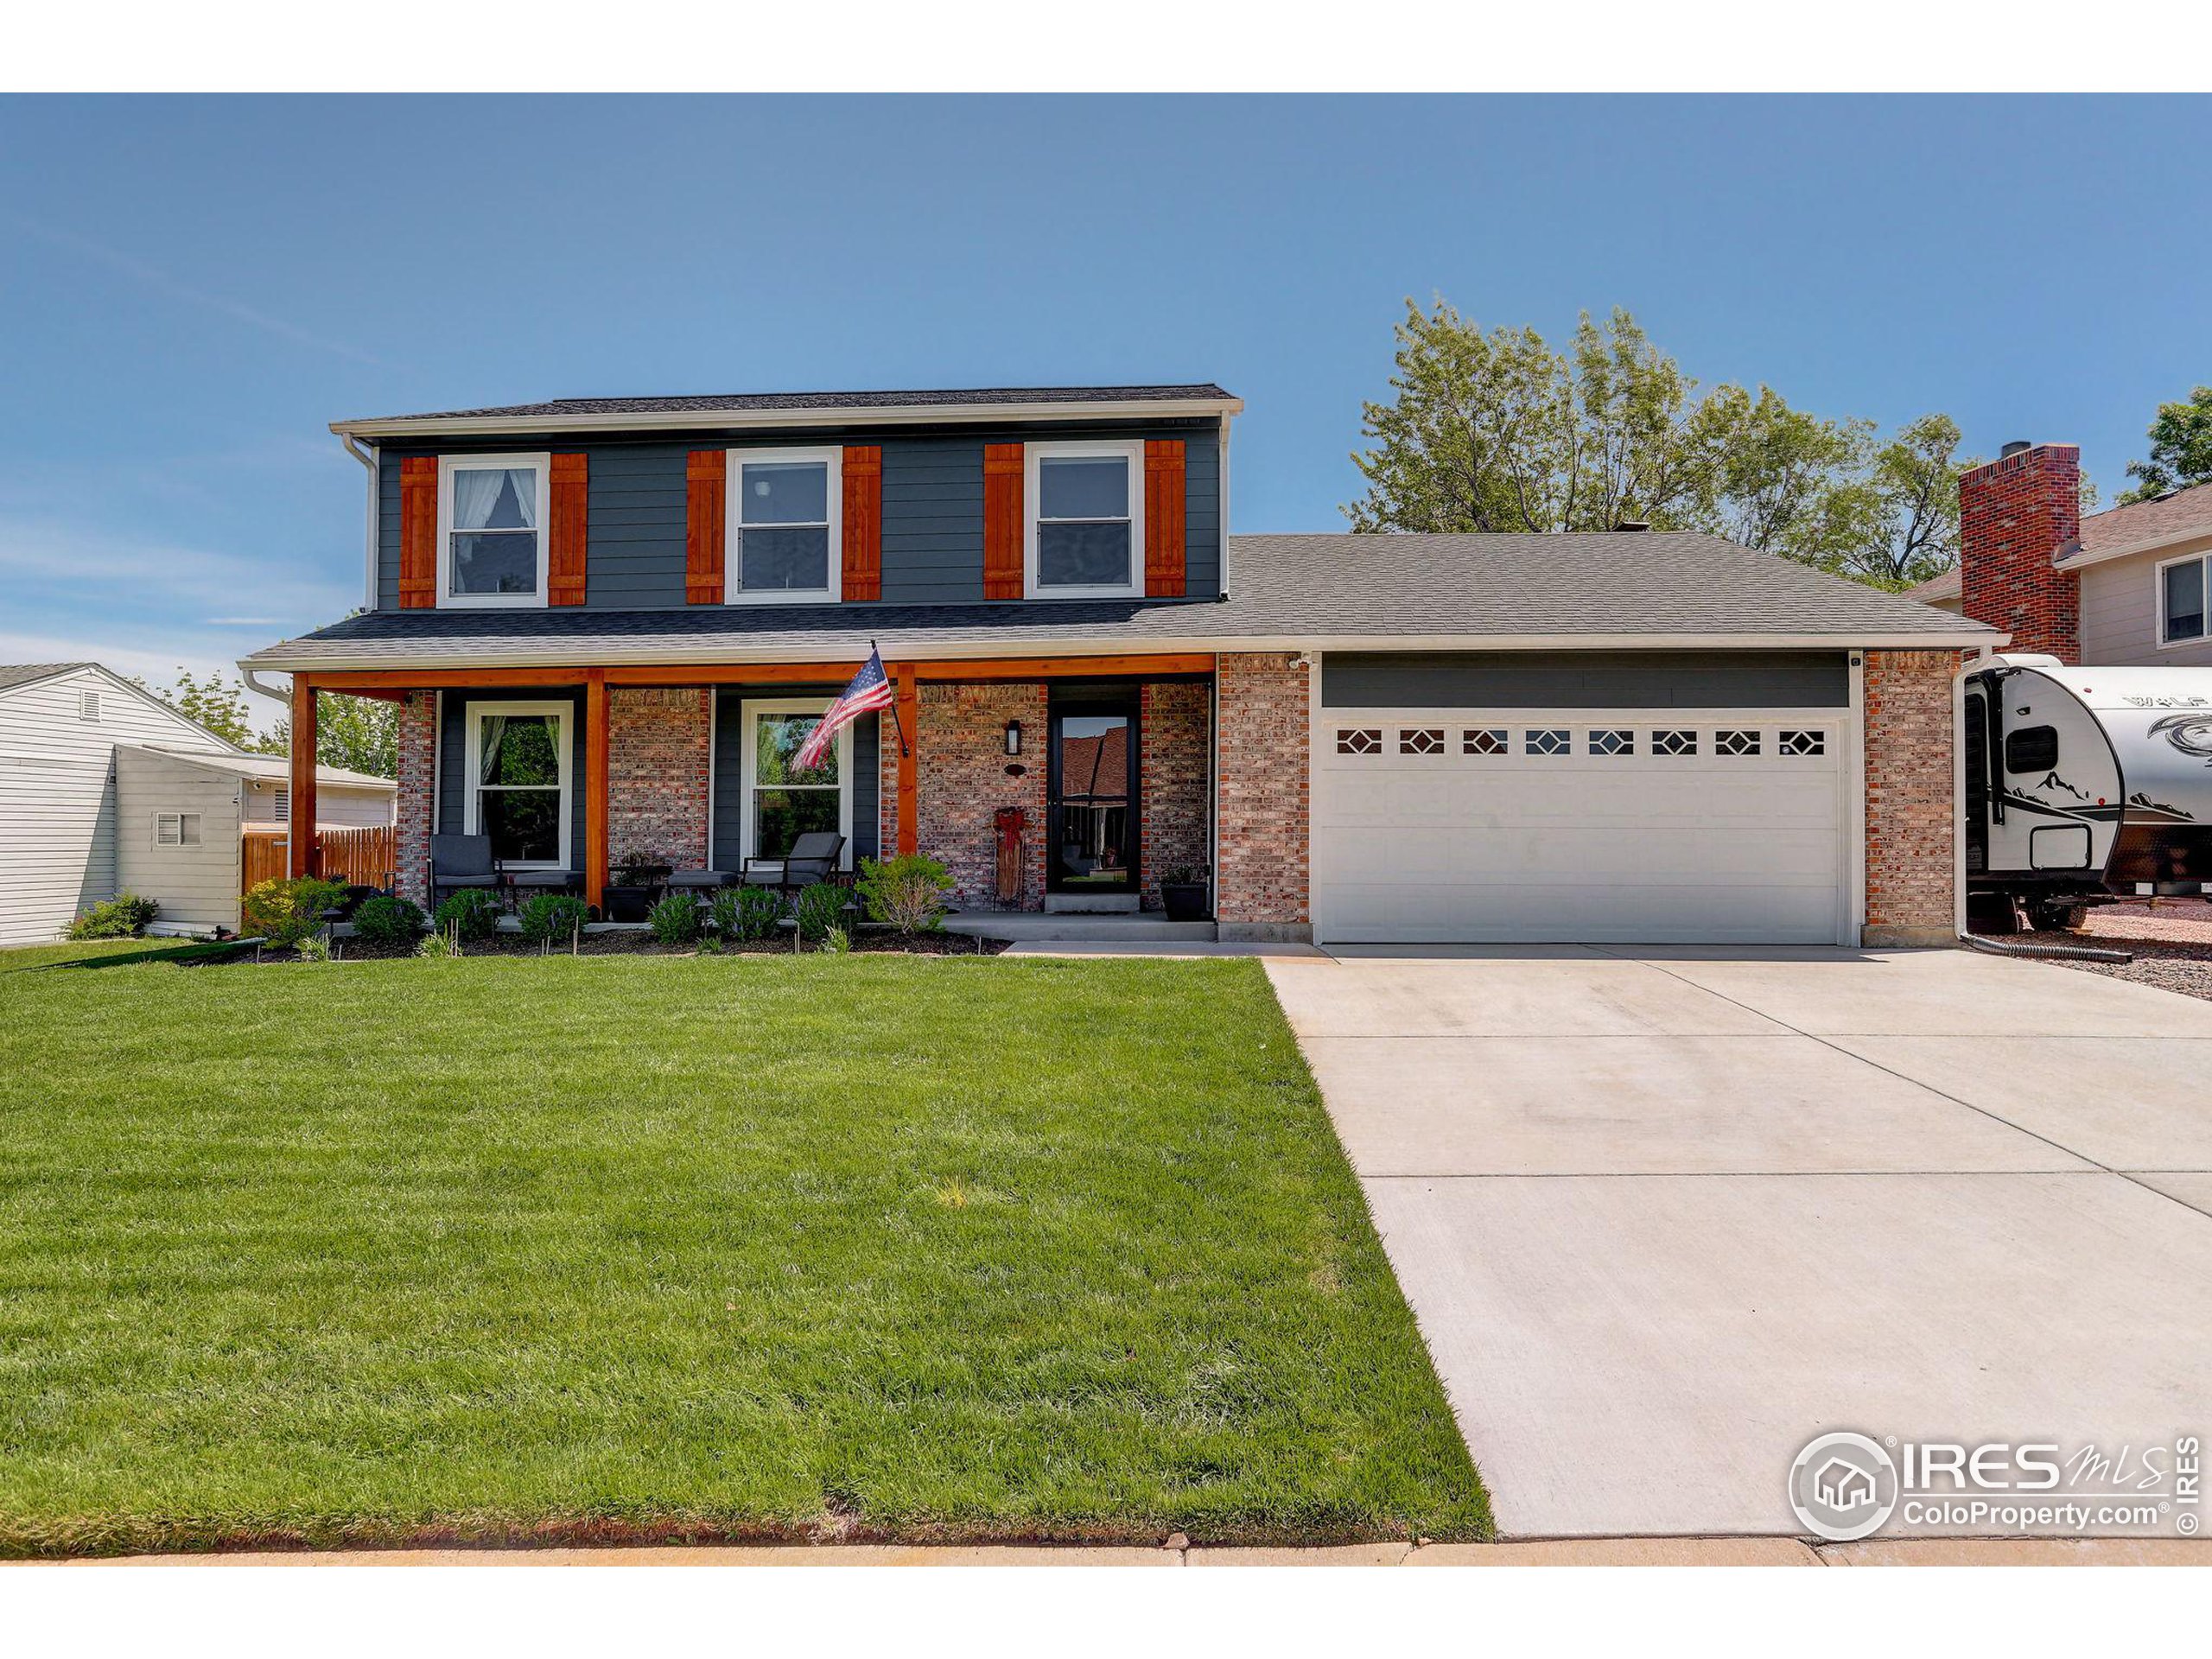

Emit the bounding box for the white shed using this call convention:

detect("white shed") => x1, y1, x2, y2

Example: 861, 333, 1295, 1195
0, 663, 395, 945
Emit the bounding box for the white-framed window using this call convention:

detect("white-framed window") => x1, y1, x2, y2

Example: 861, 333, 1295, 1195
463, 700, 570, 869
736, 697, 853, 868
725, 447, 842, 603
2158, 550, 2209, 646
1025, 439, 1144, 598
155, 812, 201, 848
438, 454, 551, 607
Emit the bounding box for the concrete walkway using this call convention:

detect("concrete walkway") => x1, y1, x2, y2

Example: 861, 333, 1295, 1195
1266, 944, 2212, 1539
50, 1537, 2212, 1566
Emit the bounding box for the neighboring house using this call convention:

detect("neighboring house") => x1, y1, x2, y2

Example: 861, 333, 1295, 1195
241, 384, 1993, 948
1908, 441, 2212, 666
0, 663, 395, 944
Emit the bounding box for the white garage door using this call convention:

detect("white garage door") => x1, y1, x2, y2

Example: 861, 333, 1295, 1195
1313, 709, 1850, 944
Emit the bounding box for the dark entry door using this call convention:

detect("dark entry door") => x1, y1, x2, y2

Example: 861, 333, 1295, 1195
1048, 705, 1137, 893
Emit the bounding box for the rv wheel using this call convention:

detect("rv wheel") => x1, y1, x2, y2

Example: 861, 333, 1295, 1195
2025, 900, 2088, 933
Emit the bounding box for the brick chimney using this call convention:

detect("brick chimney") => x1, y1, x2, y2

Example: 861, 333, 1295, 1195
1958, 441, 2080, 660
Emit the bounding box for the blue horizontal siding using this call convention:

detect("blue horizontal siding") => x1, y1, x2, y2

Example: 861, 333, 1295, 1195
372, 418, 1223, 613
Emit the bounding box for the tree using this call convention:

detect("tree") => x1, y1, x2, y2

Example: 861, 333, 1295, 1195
265, 692, 398, 779
130, 668, 264, 749
1349, 302, 1878, 557
1844, 413, 1980, 588
2119, 385, 2212, 504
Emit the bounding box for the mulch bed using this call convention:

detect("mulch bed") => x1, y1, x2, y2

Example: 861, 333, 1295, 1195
207, 930, 1009, 965
2014, 899, 2212, 1002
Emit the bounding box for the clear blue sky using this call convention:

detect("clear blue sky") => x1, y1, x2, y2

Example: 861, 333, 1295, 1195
3, 94, 2209, 703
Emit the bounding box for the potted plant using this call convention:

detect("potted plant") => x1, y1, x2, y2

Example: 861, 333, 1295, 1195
1160, 866, 1210, 922
604, 849, 672, 924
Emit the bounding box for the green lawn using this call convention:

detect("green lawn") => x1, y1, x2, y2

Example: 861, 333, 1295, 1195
0, 938, 232, 974
0, 952, 1487, 1554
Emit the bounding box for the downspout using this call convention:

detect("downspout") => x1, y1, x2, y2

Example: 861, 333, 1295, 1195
1217, 410, 1233, 600
340, 433, 379, 613
239, 665, 291, 711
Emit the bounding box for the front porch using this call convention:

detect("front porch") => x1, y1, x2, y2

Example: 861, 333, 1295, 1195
284, 652, 1312, 938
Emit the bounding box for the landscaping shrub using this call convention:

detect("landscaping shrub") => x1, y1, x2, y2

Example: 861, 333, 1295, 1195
415, 928, 461, 959
350, 895, 425, 949
857, 855, 955, 936
434, 887, 503, 943
67, 893, 160, 940
792, 880, 847, 943
820, 924, 852, 956
646, 891, 702, 944
709, 885, 784, 943
294, 933, 334, 963
518, 892, 588, 946
243, 878, 348, 949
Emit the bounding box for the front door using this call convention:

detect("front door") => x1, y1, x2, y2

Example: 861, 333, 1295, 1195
1048, 705, 1137, 893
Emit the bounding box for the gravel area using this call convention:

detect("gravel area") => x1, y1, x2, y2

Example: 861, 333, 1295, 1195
2012, 899, 2212, 1001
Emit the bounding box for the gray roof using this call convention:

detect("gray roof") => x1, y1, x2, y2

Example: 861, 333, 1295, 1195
341, 384, 1236, 428
129, 744, 396, 791
0, 662, 92, 695
245, 532, 1994, 671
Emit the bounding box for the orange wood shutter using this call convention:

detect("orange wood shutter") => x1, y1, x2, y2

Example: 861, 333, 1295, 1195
982, 442, 1025, 600
1144, 440, 1187, 598
549, 452, 588, 606
397, 455, 437, 608
685, 450, 726, 604
842, 445, 882, 601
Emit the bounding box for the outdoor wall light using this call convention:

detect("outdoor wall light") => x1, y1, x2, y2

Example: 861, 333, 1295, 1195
1005, 720, 1022, 756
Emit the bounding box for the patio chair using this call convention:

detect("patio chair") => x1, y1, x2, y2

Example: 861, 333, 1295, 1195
741, 831, 846, 895
429, 834, 499, 907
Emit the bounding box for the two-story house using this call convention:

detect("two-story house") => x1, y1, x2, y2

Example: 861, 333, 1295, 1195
242, 384, 1993, 946
1909, 439, 2212, 667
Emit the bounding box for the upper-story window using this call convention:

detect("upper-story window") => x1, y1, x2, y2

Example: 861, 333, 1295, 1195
440, 454, 550, 607
1027, 440, 1143, 598
2160, 552, 2209, 645
728, 448, 841, 603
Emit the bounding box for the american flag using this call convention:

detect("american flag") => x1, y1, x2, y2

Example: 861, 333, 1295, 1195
794, 646, 894, 771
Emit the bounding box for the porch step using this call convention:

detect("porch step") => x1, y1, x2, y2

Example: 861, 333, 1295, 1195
1043, 893, 1141, 913
943, 912, 1218, 943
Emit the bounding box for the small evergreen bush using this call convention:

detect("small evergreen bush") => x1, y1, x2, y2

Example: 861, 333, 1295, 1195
709, 885, 784, 943
434, 887, 503, 943
350, 894, 426, 949
646, 891, 702, 944
518, 892, 589, 946
792, 880, 847, 943
244, 877, 347, 949
67, 892, 160, 940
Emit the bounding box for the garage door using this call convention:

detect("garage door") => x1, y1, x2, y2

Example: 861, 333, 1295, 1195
1313, 709, 1849, 944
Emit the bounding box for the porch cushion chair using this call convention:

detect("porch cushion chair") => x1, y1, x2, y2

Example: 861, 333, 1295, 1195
429, 834, 499, 906
741, 831, 846, 895
664, 868, 736, 893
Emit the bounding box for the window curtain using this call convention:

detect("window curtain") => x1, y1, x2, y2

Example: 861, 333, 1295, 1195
477, 715, 509, 784
454, 467, 532, 531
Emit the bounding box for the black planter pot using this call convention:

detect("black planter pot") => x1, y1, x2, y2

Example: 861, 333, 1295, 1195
1160, 882, 1210, 923
602, 884, 658, 925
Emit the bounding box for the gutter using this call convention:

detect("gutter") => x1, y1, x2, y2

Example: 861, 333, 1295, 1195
239, 665, 292, 709
332, 395, 1247, 443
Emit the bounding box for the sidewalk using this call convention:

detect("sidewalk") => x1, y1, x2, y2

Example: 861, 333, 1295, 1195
49, 1537, 2212, 1566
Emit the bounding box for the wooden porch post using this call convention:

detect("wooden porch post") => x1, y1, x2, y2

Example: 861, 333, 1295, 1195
895, 661, 918, 856
586, 669, 609, 915
289, 673, 319, 878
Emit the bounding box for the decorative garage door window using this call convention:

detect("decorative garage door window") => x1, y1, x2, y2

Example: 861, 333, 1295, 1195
1780, 729, 1826, 756
1464, 728, 1508, 755
1526, 728, 1572, 755
1717, 729, 1761, 756
1654, 729, 1697, 756
1400, 728, 1445, 755
1589, 728, 1633, 756
1336, 728, 1382, 755
1328, 723, 1834, 763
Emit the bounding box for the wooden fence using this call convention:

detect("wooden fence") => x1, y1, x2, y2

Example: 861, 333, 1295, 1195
240, 824, 398, 894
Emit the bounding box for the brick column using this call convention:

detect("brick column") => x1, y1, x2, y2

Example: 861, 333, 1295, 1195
607, 687, 711, 869
1214, 652, 1310, 942
1863, 649, 1961, 948
393, 690, 437, 909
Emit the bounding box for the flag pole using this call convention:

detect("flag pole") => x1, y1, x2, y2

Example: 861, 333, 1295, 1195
876, 640, 911, 759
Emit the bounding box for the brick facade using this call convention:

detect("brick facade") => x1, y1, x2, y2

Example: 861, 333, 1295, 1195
607, 686, 710, 868
901, 681, 1050, 910
1138, 680, 1211, 911
1863, 649, 1961, 948
1214, 652, 1310, 940
393, 690, 437, 909
1961, 442, 2080, 661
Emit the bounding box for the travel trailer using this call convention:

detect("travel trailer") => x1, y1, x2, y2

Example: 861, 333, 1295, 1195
1965, 653, 2212, 931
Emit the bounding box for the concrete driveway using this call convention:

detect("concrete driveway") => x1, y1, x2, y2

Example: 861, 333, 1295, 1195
1265, 945, 2212, 1537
